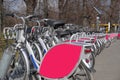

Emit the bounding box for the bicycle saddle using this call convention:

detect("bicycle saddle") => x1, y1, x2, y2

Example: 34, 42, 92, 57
56, 30, 70, 38
45, 19, 65, 29
66, 29, 80, 35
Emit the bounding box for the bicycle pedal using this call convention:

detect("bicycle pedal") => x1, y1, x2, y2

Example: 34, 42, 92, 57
30, 69, 37, 74
90, 68, 96, 73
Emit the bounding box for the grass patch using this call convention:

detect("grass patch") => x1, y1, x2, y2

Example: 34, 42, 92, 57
0, 33, 13, 58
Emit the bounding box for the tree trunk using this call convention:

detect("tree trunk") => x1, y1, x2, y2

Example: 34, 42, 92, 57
58, 0, 64, 19
43, 0, 48, 18
0, 0, 3, 32
25, 0, 35, 14
83, 0, 88, 27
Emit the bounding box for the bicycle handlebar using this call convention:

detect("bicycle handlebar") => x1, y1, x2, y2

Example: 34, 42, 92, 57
5, 14, 39, 24
5, 14, 14, 17
5, 14, 38, 19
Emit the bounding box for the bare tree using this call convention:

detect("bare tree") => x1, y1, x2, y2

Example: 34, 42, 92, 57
1, 0, 120, 32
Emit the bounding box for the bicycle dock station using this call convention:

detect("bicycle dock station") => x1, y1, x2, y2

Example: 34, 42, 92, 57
0, 0, 120, 79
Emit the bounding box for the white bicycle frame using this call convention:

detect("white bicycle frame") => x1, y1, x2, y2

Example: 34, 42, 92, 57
4, 16, 43, 79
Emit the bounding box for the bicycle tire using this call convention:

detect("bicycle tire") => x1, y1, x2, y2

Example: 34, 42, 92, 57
32, 42, 43, 61
2, 45, 30, 80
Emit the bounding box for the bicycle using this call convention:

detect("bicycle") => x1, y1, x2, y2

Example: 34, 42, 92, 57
0, 14, 42, 80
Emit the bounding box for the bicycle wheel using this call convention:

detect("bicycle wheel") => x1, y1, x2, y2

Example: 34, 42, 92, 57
92, 43, 99, 57
2, 45, 30, 80
95, 42, 102, 56
105, 40, 111, 48
70, 62, 94, 80
32, 42, 43, 62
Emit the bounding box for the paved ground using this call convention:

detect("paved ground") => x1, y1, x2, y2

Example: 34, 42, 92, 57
94, 40, 120, 80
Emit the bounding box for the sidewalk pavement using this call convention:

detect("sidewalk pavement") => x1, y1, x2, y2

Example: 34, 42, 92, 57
94, 40, 120, 80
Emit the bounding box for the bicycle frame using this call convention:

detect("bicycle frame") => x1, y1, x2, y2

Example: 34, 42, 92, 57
3, 16, 43, 79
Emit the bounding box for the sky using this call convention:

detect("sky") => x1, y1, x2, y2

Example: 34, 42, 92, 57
100, 0, 111, 6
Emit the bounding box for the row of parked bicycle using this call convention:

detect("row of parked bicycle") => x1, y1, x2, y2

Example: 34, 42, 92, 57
0, 14, 119, 80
